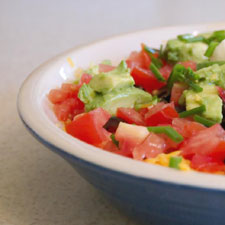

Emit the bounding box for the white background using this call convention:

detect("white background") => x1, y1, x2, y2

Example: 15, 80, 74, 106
1, 0, 225, 224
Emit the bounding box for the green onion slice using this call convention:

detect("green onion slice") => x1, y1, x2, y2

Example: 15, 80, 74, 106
188, 81, 203, 93
167, 64, 185, 91
144, 45, 163, 68
204, 41, 219, 57
147, 126, 183, 143
179, 105, 206, 118
178, 34, 205, 43
150, 63, 166, 82
110, 134, 119, 147
169, 156, 182, 169
193, 115, 217, 127
196, 61, 225, 70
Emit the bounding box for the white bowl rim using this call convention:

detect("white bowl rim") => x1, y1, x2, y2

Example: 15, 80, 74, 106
18, 22, 225, 191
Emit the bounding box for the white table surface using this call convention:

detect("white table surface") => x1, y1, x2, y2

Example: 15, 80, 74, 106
1, 0, 225, 224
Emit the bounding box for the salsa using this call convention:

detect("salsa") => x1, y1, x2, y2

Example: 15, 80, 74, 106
48, 30, 225, 174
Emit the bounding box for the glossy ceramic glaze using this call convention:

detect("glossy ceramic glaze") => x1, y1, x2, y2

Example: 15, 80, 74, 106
18, 23, 225, 225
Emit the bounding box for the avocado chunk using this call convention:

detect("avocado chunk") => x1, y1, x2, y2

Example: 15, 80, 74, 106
89, 61, 134, 94
164, 39, 208, 63
196, 64, 225, 89
184, 83, 222, 123
78, 61, 152, 115
83, 87, 152, 115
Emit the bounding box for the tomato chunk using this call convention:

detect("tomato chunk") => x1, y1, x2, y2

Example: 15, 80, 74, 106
126, 50, 151, 70
117, 108, 145, 126
178, 61, 197, 71
65, 108, 111, 146
170, 83, 188, 106
99, 64, 115, 73
172, 118, 206, 139
53, 97, 84, 121
145, 102, 178, 126
191, 155, 225, 173
181, 124, 225, 161
217, 86, 225, 102
133, 133, 166, 160
115, 122, 149, 157
79, 73, 92, 86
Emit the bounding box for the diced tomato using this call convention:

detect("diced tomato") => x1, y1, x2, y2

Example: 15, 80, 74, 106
65, 108, 111, 146
48, 83, 79, 104
217, 86, 225, 102
117, 108, 145, 126
53, 97, 84, 121
99, 64, 115, 73
61, 83, 79, 97
130, 64, 172, 93
191, 155, 225, 173
79, 73, 92, 86
133, 133, 166, 160
159, 64, 173, 80
101, 140, 119, 153
145, 102, 179, 126
170, 83, 188, 106
172, 118, 206, 139
158, 133, 180, 152
131, 66, 164, 93
48, 89, 69, 104
115, 122, 149, 157
178, 61, 197, 71
181, 124, 225, 161
138, 107, 149, 117
126, 50, 151, 70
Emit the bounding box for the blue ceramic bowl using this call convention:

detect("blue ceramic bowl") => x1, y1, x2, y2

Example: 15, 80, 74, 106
18, 23, 225, 225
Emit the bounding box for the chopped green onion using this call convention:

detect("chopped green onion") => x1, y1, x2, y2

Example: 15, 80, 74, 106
212, 30, 225, 42
144, 45, 163, 68
204, 41, 219, 57
144, 45, 156, 54
159, 44, 164, 58
196, 61, 225, 70
178, 34, 205, 43
169, 156, 182, 170
150, 63, 166, 82
188, 81, 203, 92
193, 115, 217, 127
147, 126, 184, 143
167, 64, 185, 91
151, 57, 163, 69
179, 105, 206, 118
110, 134, 119, 147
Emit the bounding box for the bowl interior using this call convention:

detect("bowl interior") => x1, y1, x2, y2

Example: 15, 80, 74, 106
18, 22, 225, 190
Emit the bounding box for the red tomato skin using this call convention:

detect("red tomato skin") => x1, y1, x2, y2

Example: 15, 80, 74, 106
130, 64, 172, 93
48, 89, 69, 104
117, 108, 145, 126
191, 155, 225, 173
79, 73, 92, 86
53, 97, 84, 121
178, 61, 197, 71
133, 133, 166, 160
61, 83, 79, 97
126, 50, 151, 70
145, 102, 178, 126
181, 124, 225, 161
172, 118, 206, 139
217, 86, 225, 102
130, 66, 164, 93
65, 108, 111, 146
170, 83, 188, 106
99, 64, 115, 73
101, 140, 119, 153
